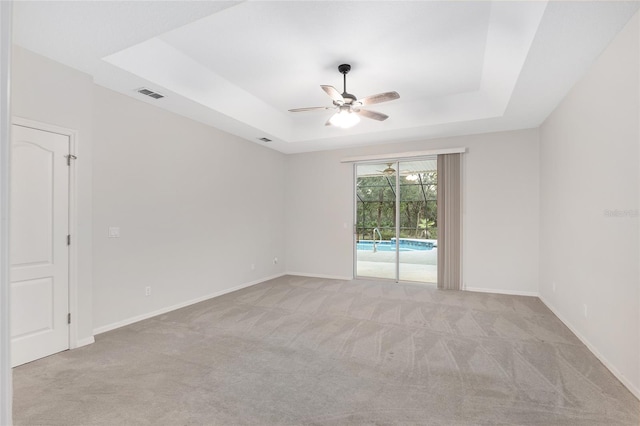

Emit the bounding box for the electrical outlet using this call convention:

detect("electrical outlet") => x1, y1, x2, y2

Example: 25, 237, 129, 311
108, 227, 120, 238
583, 304, 588, 318
273, 257, 278, 265
251, 264, 255, 271
145, 286, 151, 296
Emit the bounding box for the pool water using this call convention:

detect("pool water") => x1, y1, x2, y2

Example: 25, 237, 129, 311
357, 242, 409, 252
357, 240, 435, 252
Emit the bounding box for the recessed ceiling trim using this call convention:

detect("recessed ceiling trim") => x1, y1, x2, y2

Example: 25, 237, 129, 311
479, 1, 548, 114
103, 38, 293, 140
101, 1, 547, 146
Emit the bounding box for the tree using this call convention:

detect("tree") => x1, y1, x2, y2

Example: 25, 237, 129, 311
356, 170, 437, 241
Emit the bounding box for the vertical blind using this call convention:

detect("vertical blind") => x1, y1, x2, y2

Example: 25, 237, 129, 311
437, 153, 462, 290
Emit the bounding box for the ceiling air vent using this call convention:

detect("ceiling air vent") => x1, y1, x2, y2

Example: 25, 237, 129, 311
137, 88, 165, 99
258, 137, 272, 143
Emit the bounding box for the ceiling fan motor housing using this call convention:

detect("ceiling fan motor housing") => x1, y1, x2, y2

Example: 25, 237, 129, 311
342, 93, 356, 104
338, 64, 351, 74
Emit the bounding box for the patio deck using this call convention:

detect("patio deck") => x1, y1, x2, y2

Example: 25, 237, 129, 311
356, 248, 437, 283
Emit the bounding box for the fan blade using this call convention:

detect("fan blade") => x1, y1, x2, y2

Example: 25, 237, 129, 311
321, 85, 344, 103
355, 91, 400, 106
355, 109, 389, 121
289, 106, 333, 112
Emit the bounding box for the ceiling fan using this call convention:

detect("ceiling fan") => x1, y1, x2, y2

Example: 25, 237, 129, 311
380, 163, 396, 176
289, 64, 400, 129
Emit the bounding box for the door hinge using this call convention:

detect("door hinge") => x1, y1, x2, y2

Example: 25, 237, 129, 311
67, 234, 71, 246
67, 313, 71, 324
65, 154, 77, 166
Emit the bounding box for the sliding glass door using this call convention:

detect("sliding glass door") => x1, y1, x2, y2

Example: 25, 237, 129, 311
397, 160, 438, 282
355, 162, 397, 280
355, 159, 437, 283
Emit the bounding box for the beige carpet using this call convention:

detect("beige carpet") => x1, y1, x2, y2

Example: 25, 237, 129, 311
13, 275, 640, 425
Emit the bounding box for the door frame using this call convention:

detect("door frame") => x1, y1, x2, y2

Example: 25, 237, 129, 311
0, 2, 12, 423
12, 116, 79, 350
353, 157, 439, 283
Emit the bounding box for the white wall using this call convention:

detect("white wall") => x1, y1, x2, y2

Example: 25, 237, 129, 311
92, 86, 287, 331
10, 46, 288, 337
11, 46, 94, 345
539, 13, 639, 397
285, 129, 540, 296
285, 149, 354, 280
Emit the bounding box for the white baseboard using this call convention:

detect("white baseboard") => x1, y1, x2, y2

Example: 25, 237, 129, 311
73, 336, 95, 348
93, 273, 286, 336
286, 271, 353, 281
465, 286, 538, 297
539, 294, 640, 400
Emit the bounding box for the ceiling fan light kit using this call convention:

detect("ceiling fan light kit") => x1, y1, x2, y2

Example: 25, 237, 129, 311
328, 106, 360, 129
289, 63, 399, 129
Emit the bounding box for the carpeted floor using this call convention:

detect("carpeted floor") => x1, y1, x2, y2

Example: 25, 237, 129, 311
13, 275, 640, 425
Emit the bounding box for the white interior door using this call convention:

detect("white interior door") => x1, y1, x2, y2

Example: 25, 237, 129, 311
10, 124, 70, 367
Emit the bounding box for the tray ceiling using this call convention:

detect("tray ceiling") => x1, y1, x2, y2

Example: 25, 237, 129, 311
12, 1, 640, 154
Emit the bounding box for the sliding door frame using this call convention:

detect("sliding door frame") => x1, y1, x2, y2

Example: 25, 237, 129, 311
353, 161, 400, 282
353, 157, 434, 283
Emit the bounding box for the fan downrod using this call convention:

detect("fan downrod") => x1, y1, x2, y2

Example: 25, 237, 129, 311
338, 64, 354, 100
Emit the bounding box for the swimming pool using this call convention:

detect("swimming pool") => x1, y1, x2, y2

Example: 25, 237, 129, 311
357, 242, 408, 252
357, 239, 435, 252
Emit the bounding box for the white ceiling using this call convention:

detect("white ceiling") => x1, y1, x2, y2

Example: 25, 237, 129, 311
12, 1, 640, 154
